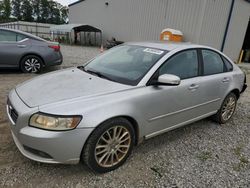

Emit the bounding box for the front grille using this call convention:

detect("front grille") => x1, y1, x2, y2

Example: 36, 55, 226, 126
7, 99, 18, 124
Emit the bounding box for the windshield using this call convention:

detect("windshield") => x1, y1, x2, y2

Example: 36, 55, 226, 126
83, 45, 167, 85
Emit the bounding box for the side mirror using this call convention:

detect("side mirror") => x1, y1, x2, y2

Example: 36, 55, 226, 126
157, 74, 181, 86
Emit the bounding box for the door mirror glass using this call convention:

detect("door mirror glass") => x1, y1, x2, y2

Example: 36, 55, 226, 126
157, 74, 181, 86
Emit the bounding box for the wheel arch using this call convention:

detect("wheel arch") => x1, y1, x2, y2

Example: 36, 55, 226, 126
19, 53, 45, 68
230, 88, 240, 99
80, 115, 140, 166
85, 115, 140, 146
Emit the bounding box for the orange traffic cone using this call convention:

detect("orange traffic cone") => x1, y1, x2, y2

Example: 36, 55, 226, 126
100, 44, 104, 53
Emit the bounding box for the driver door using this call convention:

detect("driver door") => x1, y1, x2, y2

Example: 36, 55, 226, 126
141, 49, 208, 136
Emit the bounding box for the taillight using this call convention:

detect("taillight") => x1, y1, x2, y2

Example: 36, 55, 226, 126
49, 45, 60, 52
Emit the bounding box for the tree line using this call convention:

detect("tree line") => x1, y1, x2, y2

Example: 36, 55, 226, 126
0, 0, 68, 24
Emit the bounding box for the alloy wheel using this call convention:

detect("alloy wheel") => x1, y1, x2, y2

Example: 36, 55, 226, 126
221, 96, 236, 122
24, 58, 41, 73
95, 126, 131, 168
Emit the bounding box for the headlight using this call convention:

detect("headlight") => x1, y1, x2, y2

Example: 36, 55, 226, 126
29, 113, 82, 131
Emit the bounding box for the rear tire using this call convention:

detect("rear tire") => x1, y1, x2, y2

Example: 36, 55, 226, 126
212, 92, 237, 124
82, 118, 135, 173
20, 55, 43, 73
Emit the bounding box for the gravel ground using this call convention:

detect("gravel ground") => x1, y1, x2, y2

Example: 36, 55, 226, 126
0, 45, 250, 187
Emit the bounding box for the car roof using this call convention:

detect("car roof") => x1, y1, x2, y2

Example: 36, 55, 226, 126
0, 27, 46, 42
126, 41, 206, 51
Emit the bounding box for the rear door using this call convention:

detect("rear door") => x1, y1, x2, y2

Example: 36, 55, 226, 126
198, 49, 233, 111
0, 30, 31, 68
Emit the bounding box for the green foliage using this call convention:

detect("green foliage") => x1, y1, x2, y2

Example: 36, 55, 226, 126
0, 0, 68, 24
21, 0, 33, 22
2, 0, 11, 19
32, 0, 41, 22
12, 0, 22, 20
40, 0, 49, 23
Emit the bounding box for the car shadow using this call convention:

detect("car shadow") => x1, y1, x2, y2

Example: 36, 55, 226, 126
0, 68, 22, 74
0, 66, 62, 75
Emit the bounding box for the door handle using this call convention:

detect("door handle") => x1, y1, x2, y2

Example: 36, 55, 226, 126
222, 77, 230, 83
189, 84, 199, 90
17, 44, 27, 48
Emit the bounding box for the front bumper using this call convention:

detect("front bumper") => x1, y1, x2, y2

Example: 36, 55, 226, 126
7, 89, 93, 164
10, 127, 93, 164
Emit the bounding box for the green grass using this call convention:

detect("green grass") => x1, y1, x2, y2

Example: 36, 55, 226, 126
240, 156, 249, 164
232, 144, 249, 171
233, 145, 243, 157
197, 151, 212, 162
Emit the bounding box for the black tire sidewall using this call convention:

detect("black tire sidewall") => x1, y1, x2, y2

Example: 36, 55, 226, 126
82, 118, 135, 173
20, 55, 43, 73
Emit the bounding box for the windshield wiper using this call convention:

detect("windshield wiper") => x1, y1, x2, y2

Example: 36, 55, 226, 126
82, 67, 113, 81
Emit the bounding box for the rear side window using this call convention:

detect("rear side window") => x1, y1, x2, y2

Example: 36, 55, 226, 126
159, 50, 198, 79
202, 50, 224, 75
222, 56, 233, 72
0, 30, 16, 42
0, 30, 27, 42
17, 34, 27, 42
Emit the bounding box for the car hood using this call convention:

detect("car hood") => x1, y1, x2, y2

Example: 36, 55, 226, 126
16, 68, 131, 107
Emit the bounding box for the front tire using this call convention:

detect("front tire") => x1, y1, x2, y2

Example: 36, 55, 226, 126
20, 55, 43, 73
213, 92, 237, 124
82, 118, 135, 173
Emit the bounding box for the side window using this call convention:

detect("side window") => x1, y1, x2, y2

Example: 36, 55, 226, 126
0, 30, 17, 42
17, 34, 27, 42
202, 50, 224, 75
0, 31, 4, 41
159, 50, 198, 79
222, 56, 233, 72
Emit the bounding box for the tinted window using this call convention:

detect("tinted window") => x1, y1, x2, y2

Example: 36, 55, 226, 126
0, 30, 16, 42
222, 56, 233, 72
17, 34, 27, 42
159, 50, 198, 79
0, 30, 27, 42
202, 50, 224, 75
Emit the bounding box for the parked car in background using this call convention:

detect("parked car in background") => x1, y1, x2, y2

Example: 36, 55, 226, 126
7, 42, 247, 173
106, 37, 124, 49
0, 28, 63, 73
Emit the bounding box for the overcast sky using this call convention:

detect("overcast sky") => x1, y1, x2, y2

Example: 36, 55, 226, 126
55, 0, 77, 6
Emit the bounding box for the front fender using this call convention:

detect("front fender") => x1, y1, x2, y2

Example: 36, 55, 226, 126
39, 95, 149, 139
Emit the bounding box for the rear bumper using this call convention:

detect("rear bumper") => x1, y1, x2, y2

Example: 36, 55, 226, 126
50, 58, 63, 66
44, 51, 63, 67
241, 83, 247, 94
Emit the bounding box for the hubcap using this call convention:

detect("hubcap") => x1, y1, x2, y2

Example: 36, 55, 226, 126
95, 126, 131, 168
221, 96, 236, 121
24, 58, 41, 73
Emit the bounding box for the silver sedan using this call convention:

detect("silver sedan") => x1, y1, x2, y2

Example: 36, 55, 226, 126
7, 42, 247, 173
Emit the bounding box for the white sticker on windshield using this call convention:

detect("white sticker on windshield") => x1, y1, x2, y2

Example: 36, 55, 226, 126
143, 48, 164, 55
